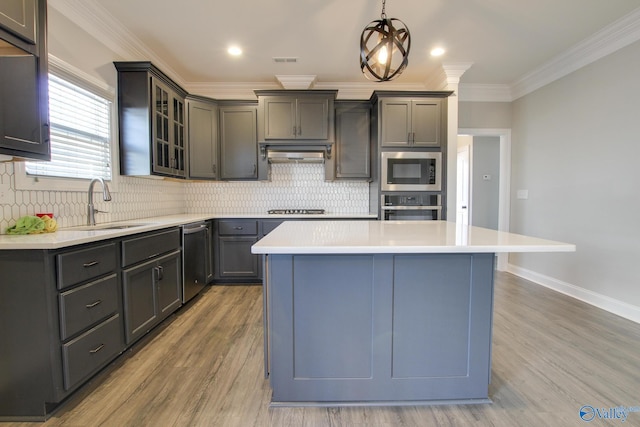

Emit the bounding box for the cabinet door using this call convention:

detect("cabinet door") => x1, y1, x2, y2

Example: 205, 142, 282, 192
0, 52, 48, 158
122, 258, 158, 344
155, 250, 182, 320
411, 99, 441, 147
297, 97, 329, 140
187, 98, 218, 179
218, 236, 259, 278
380, 100, 411, 147
263, 97, 296, 139
151, 78, 173, 175
335, 104, 370, 179
0, 0, 36, 44
172, 96, 186, 176
219, 105, 257, 179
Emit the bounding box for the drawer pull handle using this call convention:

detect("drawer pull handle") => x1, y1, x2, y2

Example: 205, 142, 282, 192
85, 300, 102, 309
233, 226, 243, 230
83, 261, 99, 268
89, 344, 104, 354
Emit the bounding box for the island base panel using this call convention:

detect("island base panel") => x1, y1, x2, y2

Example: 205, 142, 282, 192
265, 253, 495, 404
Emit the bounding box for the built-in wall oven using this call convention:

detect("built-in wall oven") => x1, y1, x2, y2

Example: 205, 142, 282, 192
381, 151, 442, 192
381, 193, 441, 221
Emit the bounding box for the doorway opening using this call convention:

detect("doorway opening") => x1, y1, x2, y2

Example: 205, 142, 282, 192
457, 128, 511, 271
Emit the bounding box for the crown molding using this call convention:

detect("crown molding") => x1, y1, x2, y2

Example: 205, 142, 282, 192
511, 6, 640, 100
48, 0, 187, 88
275, 75, 318, 90
51, 1, 640, 103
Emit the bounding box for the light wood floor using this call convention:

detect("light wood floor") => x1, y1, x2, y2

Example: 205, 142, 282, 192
4, 272, 640, 427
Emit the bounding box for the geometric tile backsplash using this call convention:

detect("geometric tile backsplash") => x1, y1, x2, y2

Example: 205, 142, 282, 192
0, 162, 370, 233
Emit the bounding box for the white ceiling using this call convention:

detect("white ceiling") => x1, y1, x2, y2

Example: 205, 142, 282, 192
49, 0, 640, 100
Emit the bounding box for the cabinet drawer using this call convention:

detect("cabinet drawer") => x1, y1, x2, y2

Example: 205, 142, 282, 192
57, 243, 118, 290
218, 220, 258, 236
59, 274, 119, 341
121, 228, 180, 267
62, 313, 123, 390
261, 219, 284, 235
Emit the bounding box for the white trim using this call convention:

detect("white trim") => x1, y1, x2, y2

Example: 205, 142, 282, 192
458, 128, 511, 271
15, 56, 120, 193
511, 6, 640, 100
507, 264, 640, 325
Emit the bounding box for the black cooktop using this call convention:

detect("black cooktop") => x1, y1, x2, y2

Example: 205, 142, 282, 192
268, 209, 326, 215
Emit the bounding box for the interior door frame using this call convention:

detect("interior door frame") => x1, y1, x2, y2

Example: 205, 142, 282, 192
458, 128, 511, 271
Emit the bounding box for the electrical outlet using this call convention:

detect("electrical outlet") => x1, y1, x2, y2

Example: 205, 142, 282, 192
516, 189, 529, 200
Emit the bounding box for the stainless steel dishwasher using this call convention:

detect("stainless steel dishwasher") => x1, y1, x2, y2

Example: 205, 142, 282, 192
182, 221, 209, 303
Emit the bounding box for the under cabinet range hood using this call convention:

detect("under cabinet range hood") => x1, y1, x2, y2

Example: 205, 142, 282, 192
261, 143, 333, 164
267, 149, 325, 163
258, 142, 335, 180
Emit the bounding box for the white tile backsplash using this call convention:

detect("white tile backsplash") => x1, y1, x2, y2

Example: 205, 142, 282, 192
0, 162, 370, 233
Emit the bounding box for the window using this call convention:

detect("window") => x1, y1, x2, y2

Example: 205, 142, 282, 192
25, 72, 112, 181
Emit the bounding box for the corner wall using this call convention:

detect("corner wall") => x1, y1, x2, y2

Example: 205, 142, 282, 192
509, 39, 640, 321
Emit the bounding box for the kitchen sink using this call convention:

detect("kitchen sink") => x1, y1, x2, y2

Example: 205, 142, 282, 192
70, 223, 154, 231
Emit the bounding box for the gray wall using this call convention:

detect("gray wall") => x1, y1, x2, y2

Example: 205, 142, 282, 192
510, 39, 640, 308
459, 102, 512, 129
471, 136, 500, 230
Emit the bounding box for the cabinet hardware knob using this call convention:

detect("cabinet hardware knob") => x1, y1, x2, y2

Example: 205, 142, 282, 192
89, 344, 105, 354
85, 300, 102, 308
83, 261, 99, 268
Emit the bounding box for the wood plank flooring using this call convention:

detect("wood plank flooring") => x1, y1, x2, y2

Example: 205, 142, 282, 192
3, 272, 640, 426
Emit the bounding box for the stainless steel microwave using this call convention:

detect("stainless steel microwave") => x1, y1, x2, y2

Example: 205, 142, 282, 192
381, 151, 442, 192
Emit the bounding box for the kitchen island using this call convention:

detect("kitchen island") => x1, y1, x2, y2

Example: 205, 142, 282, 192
251, 220, 575, 406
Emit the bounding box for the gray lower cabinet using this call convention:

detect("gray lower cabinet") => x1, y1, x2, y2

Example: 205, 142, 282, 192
121, 229, 182, 344
0, 241, 125, 420
213, 219, 286, 283
219, 103, 258, 180
0, 0, 50, 161
0, 227, 183, 420
335, 102, 371, 179
215, 219, 260, 281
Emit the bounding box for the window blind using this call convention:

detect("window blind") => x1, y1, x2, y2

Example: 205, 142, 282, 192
25, 73, 112, 180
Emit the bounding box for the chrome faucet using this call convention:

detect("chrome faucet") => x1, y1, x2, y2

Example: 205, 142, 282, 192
87, 178, 112, 226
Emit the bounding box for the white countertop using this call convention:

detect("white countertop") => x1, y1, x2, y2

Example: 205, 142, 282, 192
251, 220, 576, 254
0, 213, 376, 250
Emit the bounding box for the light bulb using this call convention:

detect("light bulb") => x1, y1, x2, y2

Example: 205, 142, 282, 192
377, 45, 388, 64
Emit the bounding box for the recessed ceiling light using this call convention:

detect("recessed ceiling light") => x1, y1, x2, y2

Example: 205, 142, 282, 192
430, 47, 445, 57
228, 46, 242, 56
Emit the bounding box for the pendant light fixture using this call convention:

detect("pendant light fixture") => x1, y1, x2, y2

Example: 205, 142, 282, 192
359, 0, 411, 82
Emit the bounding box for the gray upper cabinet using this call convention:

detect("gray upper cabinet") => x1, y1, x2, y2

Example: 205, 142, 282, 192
0, 0, 49, 161
256, 90, 336, 143
187, 96, 218, 180
0, 0, 36, 43
335, 102, 371, 179
379, 96, 445, 148
114, 62, 188, 178
219, 103, 258, 180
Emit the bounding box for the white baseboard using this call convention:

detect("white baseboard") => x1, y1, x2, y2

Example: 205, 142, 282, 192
506, 264, 640, 325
